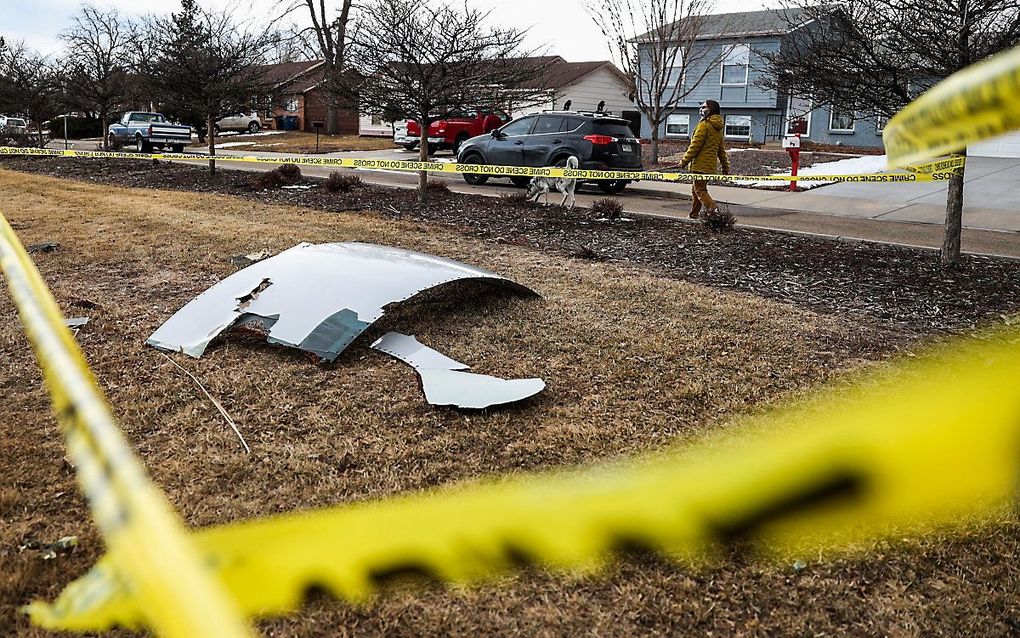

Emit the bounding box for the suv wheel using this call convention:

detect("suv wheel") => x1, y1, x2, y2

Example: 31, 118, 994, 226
452, 133, 469, 156
402, 142, 418, 151
427, 143, 438, 156
461, 155, 489, 186
247, 121, 261, 134
598, 180, 628, 195
107, 133, 120, 150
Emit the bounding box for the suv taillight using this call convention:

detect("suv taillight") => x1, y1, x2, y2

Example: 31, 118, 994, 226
436, 121, 447, 133
583, 134, 617, 145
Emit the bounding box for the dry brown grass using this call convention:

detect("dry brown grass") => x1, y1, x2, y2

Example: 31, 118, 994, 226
1, 168, 1017, 636
191, 132, 394, 154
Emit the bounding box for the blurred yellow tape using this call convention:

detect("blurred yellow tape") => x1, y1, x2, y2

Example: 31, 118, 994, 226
0, 145, 964, 183
30, 328, 1020, 630
0, 211, 255, 638
885, 45, 1020, 166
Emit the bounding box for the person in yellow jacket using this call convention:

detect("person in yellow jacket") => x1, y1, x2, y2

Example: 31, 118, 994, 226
679, 100, 730, 219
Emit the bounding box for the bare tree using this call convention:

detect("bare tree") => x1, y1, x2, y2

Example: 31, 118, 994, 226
585, 0, 725, 164
350, 0, 551, 200
60, 6, 137, 150
286, 0, 355, 134
140, 0, 280, 175
759, 0, 1020, 266
0, 38, 62, 148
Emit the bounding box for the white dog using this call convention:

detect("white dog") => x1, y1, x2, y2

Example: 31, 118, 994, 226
526, 156, 579, 209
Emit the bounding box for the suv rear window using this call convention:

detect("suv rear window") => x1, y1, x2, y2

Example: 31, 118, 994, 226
593, 120, 635, 137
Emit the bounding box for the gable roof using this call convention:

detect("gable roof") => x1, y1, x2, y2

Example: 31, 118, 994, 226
635, 6, 836, 42
257, 60, 324, 88
516, 57, 631, 90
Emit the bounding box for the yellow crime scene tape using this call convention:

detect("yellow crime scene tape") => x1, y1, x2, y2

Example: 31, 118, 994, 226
3, 40, 1020, 637
26, 330, 1020, 630
885, 45, 1020, 167
0, 212, 255, 637
0, 145, 965, 183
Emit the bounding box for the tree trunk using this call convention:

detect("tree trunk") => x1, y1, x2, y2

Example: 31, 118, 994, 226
650, 123, 660, 165
418, 121, 428, 201
327, 105, 337, 135
101, 109, 108, 151
207, 113, 216, 176
940, 149, 967, 267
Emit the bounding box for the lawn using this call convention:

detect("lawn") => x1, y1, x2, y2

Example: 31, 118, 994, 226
190, 131, 394, 154
1, 167, 1018, 636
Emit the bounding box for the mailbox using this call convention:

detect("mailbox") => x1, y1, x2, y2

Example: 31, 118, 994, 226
782, 134, 801, 149
312, 121, 324, 129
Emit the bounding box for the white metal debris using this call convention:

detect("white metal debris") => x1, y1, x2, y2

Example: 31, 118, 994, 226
371, 332, 545, 409
146, 242, 537, 361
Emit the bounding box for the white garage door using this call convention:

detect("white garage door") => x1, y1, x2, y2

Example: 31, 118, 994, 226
970, 130, 1020, 158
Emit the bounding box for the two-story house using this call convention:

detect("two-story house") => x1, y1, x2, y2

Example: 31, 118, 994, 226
637, 7, 887, 150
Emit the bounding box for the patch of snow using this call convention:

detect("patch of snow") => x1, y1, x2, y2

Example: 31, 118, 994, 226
216, 142, 256, 148
735, 153, 891, 189
281, 185, 314, 190
216, 130, 287, 138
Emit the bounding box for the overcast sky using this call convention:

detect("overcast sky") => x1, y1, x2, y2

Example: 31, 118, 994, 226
5, 0, 782, 62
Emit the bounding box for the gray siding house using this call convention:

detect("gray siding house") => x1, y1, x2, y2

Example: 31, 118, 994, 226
638, 8, 886, 150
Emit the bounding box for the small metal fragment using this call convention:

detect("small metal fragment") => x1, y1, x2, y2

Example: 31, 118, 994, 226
371, 332, 544, 409
27, 240, 59, 254
64, 317, 89, 328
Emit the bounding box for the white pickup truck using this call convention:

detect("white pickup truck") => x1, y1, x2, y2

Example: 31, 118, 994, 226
107, 111, 193, 153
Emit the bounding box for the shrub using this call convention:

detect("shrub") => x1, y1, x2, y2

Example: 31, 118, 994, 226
701, 205, 736, 231
253, 170, 284, 189
49, 116, 103, 139
253, 164, 302, 189
590, 197, 624, 220
425, 179, 450, 193
499, 191, 530, 205
325, 171, 362, 193
276, 163, 302, 185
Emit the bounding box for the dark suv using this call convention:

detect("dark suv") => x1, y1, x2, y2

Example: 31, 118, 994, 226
455, 111, 642, 194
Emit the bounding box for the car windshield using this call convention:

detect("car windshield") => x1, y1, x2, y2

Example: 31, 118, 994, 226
593, 120, 634, 137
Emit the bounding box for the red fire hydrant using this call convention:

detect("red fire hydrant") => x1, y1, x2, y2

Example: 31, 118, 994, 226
783, 133, 801, 191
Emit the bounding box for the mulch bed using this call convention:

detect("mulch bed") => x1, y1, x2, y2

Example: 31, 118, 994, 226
3, 155, 1019, 337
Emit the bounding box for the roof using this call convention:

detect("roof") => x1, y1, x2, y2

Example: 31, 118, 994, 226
515, 56, 631, 90
256, 60, 324, 88
635, 6, 836, 42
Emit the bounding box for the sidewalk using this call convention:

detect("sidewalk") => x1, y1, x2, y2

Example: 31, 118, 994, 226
629, 156, 1020, 233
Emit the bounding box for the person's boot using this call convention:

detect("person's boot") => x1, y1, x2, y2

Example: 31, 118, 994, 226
689, 210, 699, 219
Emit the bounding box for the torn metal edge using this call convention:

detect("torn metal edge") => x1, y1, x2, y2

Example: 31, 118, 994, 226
371, 332, 545, 409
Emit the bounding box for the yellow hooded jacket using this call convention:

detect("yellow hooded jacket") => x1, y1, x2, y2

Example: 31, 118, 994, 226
679, 114, 730, 175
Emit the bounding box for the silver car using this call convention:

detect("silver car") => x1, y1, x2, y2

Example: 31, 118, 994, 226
215, 112, 262, 134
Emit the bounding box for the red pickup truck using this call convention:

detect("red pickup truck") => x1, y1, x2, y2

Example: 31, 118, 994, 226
400, 109, 510, 155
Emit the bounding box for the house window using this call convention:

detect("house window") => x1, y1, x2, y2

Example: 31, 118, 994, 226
370, 114, 383, 125
829, 108, 856, 132
665, 113, 689, 137
284, 98, 299, 112
724, 114, 751, 138
721, 44, 750, 86
786, 96, 812, 137
875, 115, 888, 134
668, 46, 685, 88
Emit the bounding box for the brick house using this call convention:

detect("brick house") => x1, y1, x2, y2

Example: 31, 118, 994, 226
258, 60, 359, 134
